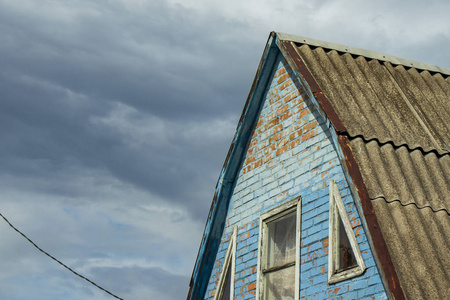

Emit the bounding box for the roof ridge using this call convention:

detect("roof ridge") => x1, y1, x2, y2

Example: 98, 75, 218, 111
276, 32, 450, 76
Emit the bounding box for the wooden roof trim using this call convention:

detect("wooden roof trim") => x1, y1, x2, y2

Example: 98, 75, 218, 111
277, 37, 406, 299
277, 40, 346, 133
338, 135, 406, 300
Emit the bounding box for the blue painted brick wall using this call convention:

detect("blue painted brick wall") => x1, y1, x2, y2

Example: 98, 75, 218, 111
205, 54, 388, 300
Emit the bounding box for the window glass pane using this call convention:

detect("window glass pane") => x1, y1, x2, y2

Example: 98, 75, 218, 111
263, 265, 295, 300
266, 211, 296, 269
337, 216, 357, 271
220, 266, 231, 300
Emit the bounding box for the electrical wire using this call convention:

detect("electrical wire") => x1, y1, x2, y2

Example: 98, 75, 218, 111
0, 212, 124, 300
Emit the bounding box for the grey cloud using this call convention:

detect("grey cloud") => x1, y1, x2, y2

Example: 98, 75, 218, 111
0, 0, 449, 299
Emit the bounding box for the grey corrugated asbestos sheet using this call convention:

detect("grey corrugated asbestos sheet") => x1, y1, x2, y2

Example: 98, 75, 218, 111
288, 40, 450, 299
296, 44, 450, 155
351, 138, 450, 299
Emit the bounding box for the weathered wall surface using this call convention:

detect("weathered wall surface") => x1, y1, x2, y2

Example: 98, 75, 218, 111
205, 54, 387, 299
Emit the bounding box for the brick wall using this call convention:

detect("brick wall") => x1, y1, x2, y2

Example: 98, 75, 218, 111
205, 54, 387, 300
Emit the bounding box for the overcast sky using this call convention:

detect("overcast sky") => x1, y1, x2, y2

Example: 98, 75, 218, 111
0, 1, 448, 299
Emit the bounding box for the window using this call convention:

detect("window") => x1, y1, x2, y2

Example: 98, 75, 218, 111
215, 227, 236, 300
328, 180, 365, 283
257, 197, 301, 300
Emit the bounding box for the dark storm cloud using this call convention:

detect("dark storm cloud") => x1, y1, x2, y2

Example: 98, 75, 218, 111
0, 1, 449, 300
0, 0, 258, 219
0, 0, 255, 119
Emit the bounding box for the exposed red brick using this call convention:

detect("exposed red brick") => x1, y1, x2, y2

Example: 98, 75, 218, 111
280, 111, 293, 122
247, 147, 255, 156
284, 90, 298, 103
291, 96, 304, 108
272, 124, 283, 134
263, 143, 276, 155
351, 219, 361, 228
293, 102, 306, 114
289, 128, 303, 141
248, 283, 257, 291
276, 145, 288, 156
257, 124, 267, 134
287, 139, 300, 150
267, 118, 279, 129
277, 137, 289, 148
274, 67, 286, 78
277, 73, 289, 84
302, 130, 315, 141
245, 155, 256, 165
255, 119, 263, 129
299, 108, 311, 119
268, 94, 281, 105
242, 165, 251, 174
264, 112, 276, 123
269, 132, 282, 144
260, 140, 268, 149
303, 120, 318, 133
253, 159, 263, 169
279, 80, 290, 91
240, 232, 250, 240
323, 238, 329, 254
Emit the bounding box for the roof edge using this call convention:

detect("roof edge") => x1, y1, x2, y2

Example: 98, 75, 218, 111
276, 32, 450, 76
337, 135, 406, 300
187, 32, 281, 300
276, 36, 406, 299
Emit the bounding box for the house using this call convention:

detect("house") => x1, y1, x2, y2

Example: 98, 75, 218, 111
187, 32, 450, 300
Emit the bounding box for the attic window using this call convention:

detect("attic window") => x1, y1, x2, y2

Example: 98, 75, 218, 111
328, 180, 365, 283
257, 197, 301, 300
214, 227, 236, 300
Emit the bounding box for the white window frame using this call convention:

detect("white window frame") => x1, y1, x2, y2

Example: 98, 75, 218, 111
214, 226, 237, 300
328, 180, 365, 284
256, 197, 301, 300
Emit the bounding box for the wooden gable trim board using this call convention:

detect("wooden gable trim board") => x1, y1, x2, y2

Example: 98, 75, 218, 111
214, 226, 237, 300
277, 37, 405, 300
189, 32, 406, 299
187, 34, 281, 300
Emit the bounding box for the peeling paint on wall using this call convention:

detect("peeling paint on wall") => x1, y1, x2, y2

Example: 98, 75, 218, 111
205, 55, 388, 300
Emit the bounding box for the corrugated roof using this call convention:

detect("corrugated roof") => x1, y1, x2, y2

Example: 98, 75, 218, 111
371, 199, 450, 300
350, 138, 450, 213
294, 44, 450, 155
277, 32, 450, 75
277, 32, 450, 299
350, 137, 450, 299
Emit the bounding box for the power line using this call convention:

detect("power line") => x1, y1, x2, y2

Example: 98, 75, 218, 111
0, 212, 124, 300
